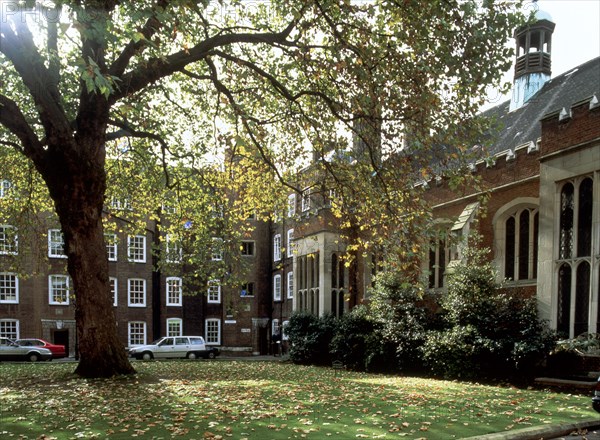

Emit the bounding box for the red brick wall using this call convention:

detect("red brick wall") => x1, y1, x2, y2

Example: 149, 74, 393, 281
541, 103, 600, 157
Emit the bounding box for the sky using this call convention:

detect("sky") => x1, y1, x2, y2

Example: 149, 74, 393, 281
483, 0, 600, 108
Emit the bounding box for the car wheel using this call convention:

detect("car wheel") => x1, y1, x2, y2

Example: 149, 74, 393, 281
28, 353, 39, 362
187, 352, 198, 360
142, 352, 153, 361
207, 351, 216, 359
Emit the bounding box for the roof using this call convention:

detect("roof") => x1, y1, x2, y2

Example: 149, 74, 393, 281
481, 56, 600, 156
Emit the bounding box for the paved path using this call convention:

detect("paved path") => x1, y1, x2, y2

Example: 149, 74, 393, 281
550, 428, 600, 439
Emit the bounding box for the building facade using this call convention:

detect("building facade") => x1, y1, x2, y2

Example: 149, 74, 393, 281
1, 12, 599, 354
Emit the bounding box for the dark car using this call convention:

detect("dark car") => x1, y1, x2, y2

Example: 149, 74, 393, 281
15, 338, 67, 358
205, 346, 220, 359
593, 377, 600, 412
0, 337, 53, 362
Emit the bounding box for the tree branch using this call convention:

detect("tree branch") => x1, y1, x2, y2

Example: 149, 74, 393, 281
106, 119, 174, 188
111, 13, 302, 104
108, 0, 170, 77
0, 14, 71, 144
46, 4, 61, 91
0, 94, 45, 161
210, 50, 349, 123
203, 58, 301, 195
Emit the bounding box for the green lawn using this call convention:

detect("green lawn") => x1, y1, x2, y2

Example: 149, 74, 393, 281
0, 360, 596, 439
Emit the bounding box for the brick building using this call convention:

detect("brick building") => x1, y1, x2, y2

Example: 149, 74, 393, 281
423, 12, 600, 337
1, 11, 599, 355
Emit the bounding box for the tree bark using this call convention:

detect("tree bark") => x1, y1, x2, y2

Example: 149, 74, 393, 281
67, 216, 135, 378
41, 137, 135, 378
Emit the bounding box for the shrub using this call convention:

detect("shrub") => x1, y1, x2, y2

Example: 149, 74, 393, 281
329, 305, 394, 372
368, 271, 432, 372
421, 325, 482, 379
286, 311, 336, 366
423, 238, 556, 380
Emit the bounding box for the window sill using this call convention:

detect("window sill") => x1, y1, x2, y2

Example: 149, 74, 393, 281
502, 279, 537, 287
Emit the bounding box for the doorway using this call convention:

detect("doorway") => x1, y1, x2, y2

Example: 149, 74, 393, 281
258, 327, 268, 355
53, 330, 69, 357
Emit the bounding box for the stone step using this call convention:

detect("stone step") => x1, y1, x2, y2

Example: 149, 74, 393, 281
535, 376, 597, 389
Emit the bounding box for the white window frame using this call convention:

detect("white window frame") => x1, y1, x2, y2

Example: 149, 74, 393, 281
48, 229, 66, 258
205, 318, 221, 345
211, 237, 223, 261
0, 179, 12, 198
287, 193, 296, 217
105, 233, 118, 262
272, 318, 280, 336
301, 188, 311, 212
162, 203, 178, 215
166, 318, 183, 337
273, 234, 282, 261
127, 278, 146, 307
287, 229, 294, 254
273, 274, 282, 301
128, 321, 146, 346
48, 275, 70, 305
127, 235, 146, 263
0, 273, 18, 304
287, 271, 294, 299
166, 277, 183, 306
110, 277, 118, 307
207, 279, 221, 303
0, 225, 18, 255
165, 234, 182, 263
110, 197, 132, 211
0, 319, 19, 339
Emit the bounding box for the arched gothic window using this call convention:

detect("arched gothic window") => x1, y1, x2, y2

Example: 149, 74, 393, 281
504, 208, 539, 281
331, 253, 345, 317
555, 176, 596, 338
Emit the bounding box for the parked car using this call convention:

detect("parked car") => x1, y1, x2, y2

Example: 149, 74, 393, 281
15, 338, 67, 358
129, 336, 219, 360
0, 337, 53, 362
593, 377, 600, 412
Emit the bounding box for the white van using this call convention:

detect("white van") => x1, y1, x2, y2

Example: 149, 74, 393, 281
129, 336, 219, 360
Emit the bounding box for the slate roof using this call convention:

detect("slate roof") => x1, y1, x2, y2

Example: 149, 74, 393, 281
481, 56, 600, 156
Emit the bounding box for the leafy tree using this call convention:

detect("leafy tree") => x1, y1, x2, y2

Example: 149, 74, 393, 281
0, 0, 523, 377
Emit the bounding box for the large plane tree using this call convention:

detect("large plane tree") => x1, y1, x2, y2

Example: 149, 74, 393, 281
0, 0, 522, 377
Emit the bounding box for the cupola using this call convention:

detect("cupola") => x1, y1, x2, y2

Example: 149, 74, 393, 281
509, 6, 555, 111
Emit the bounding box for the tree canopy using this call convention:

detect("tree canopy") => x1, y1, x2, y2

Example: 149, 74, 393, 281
0, 0, 523, 377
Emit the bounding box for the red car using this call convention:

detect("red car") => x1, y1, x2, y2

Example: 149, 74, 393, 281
15, 339, 67, 359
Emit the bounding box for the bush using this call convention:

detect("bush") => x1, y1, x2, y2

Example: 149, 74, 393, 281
421, 325, 482, 379
286, 311, 336, 366
330, 306, 372, 371
422, 239, 556, 380
329, 305, 395, 372
368, 271, 433, 372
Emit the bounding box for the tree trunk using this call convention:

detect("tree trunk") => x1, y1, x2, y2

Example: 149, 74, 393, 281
66, 215, 136, 378
41, 137, 135, 378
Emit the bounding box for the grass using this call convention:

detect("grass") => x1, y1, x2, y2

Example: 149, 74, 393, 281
0, 359, 596, 439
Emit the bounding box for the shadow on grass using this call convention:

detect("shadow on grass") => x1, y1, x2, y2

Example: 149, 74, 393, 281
0, 360, 595, 439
